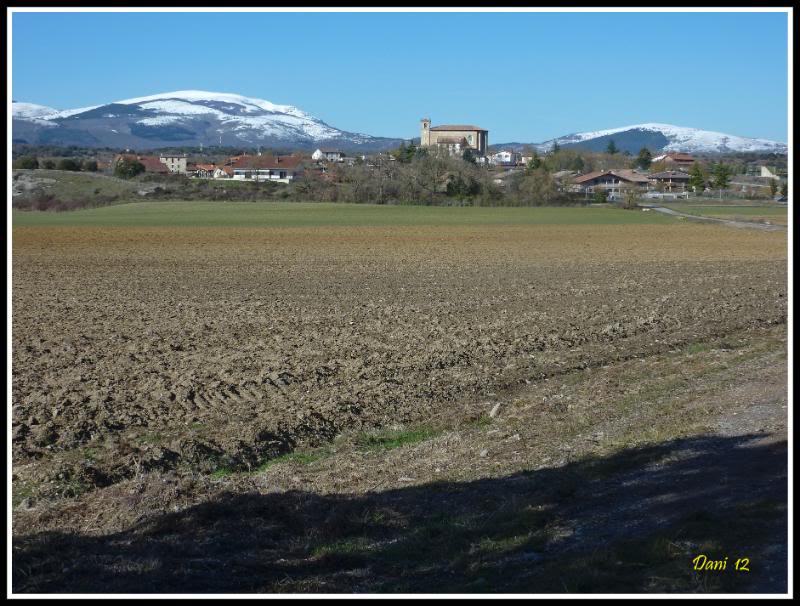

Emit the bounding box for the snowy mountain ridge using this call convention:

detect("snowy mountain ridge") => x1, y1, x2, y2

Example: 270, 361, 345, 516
12, 91, 788, 154
11, 90, 396, 150
528, 122, 787, 154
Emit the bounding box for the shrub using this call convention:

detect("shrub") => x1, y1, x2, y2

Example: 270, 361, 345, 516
56, 158, 82, 171
621, 186, 642, 210
82, 159, 98, 172
14, 156, 39, 169
593, 188, 607, 204
114, 156, 145, 179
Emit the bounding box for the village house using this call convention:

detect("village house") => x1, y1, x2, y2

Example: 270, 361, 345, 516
420, 118, 488, 157
488, 150, 522, 166
312, 149, 347, 162
230, 155, 303, 183
572, 169, 651, 198
159, 153, 188, 174
648, 170, 691, 192
194, 163, 217, 179
213, 165, 234, 179
651, 152, 696, 167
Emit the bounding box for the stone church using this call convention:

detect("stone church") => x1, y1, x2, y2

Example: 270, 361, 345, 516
420, 119, 488, 156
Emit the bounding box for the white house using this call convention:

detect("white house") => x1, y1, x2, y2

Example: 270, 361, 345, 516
230, 155, 303, 183
488, 150, 522, 166
312, 149, 346, 162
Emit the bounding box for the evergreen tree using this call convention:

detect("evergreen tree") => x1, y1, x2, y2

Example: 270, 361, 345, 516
528, 151, 542, 170
712, 163, 732, 190
688, 162, 707, 193
606, 139, 618, 155
769, 178, 779, 198
636, 148, 652, 170
551, 140, 560, 153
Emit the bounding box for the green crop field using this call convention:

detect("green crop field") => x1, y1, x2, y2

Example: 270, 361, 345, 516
12, 200, 679, 228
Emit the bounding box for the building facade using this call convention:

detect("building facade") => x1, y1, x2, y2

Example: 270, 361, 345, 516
159, 154, 188, 174
648, 170, 690, 192
573, 169, 651, 198
420, 119, 488, 156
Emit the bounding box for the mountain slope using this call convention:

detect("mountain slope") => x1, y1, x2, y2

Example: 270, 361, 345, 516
12, 90, 404, 151
496, 123, 787, 155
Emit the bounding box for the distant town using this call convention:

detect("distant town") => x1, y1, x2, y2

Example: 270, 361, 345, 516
12, 115, 789, 212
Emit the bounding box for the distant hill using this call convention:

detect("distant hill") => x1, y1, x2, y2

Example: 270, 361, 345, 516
493, 123, 787, 155
12, 90, 405, 152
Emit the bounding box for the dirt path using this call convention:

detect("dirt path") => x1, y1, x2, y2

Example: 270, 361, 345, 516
641, 203, 787, 231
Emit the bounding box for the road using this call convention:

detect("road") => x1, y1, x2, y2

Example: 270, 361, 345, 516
640, 203, 787, 231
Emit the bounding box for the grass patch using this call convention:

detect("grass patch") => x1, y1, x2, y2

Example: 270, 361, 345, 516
311, 537, 374, 559
685, 342, 714, 355
254, 448, 332, 473
355, 428, 439, 451
210, 467, 235, 479
463, 414, 492, 429
135, 432, 165, 446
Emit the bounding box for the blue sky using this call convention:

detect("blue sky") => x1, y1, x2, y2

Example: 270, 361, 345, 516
11, 10, 789, 143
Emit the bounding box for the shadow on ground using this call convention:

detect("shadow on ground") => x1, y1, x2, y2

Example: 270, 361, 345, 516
13, 433, 787, 594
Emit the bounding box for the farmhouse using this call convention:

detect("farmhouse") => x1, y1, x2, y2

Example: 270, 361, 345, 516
312, 149, 346, 162
230, 155, 303, 183
420, 119, 488, 156
573, 169, 650, 197
648, 170, 690, 192
651, 152, 696, 166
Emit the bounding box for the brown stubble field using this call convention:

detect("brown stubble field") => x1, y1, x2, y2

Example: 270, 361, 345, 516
11, 221, 788, 593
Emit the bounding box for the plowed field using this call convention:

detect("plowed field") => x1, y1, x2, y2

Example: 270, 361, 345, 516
12, 221, 786, 504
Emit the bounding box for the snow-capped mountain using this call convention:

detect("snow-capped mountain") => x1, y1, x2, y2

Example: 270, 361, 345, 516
497, 123, 787, 155
11, 101, 59, 120
11, 90, 404, 151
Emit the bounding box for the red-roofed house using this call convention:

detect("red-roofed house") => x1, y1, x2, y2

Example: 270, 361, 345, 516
194, 163, 217, 178
651, 152, 696, 166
